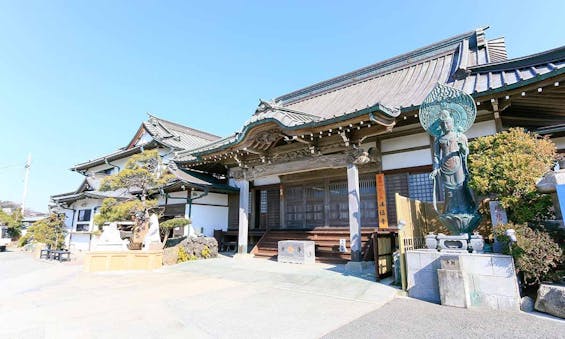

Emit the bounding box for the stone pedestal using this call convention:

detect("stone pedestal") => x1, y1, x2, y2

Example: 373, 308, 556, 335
278, 240, 315, 264
436, 234, 468, 251
406, 250, 520, 311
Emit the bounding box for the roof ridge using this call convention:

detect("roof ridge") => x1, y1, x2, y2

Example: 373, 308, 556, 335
147, 113, 221, 141
469, 44, 565, 72
275, 29, 480, 105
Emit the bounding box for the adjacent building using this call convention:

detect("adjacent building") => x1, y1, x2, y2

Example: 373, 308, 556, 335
51, 115, 236, 251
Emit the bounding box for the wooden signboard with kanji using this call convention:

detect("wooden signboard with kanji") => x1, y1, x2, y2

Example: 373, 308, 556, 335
376, 173, 388, 229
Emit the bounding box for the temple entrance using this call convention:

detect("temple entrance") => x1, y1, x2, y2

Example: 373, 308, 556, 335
253, 186, 280, 230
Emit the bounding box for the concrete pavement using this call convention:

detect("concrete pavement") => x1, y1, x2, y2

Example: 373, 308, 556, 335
324, 297, 565, 339
0, 251, 397, 338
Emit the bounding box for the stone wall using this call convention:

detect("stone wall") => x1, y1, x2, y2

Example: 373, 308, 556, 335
163, 236, 219, 265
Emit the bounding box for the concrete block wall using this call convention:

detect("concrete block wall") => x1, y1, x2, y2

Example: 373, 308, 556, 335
406, 250, 520, 311
459, 254, 520, 311
406, 250, 441, 303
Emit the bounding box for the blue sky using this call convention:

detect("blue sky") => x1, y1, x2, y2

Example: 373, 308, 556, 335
1, 0, 564, 212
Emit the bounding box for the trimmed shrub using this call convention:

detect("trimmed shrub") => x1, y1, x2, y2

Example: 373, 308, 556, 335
495, 223, 563, 285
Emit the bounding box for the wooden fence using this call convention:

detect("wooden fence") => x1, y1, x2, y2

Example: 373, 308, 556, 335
395, 193, 446, 290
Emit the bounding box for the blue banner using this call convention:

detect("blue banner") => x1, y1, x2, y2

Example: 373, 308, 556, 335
557, 184, 565, 225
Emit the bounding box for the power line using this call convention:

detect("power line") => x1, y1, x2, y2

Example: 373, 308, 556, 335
0, 164, 20, 170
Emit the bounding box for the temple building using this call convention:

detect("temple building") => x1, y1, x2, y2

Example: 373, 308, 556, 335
51, 27, 564, 260
51, 115, 236, 251
173, 27, 565, 262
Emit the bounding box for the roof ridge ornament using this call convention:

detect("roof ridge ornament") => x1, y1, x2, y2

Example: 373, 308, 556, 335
255, 99, 279, 114
419, 83, 477, 138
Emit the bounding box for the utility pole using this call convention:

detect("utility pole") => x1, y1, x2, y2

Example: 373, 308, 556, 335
21, 153, 31, 217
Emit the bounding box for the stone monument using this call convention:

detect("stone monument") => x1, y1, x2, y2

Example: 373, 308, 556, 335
419, 83, 482, 250
143, 213, 163, 251
93, 222, 129, 251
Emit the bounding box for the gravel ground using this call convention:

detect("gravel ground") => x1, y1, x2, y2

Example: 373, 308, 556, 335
323, 297, 565, 339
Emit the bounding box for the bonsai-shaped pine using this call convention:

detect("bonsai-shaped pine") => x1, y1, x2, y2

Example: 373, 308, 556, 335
468, 128, 556, 223
19, 214, 67, 249
95, 150, 174, 247
159, 217, 191, 246
0, 208, 22, 239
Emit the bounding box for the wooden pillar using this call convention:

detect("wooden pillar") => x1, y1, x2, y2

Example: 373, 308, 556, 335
279, 184, 285, 229
347, 162, 362, 261
492, 99, 503, 132
237, 179, 249, 254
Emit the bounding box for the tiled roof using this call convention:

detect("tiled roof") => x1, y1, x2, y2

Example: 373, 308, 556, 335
71, 141, 159, 172
276, 28, 565, 116
450, 45, 565, 96
174, 100, 398, 160
276, 28, 490, 117
167, 166, 238, 192
51, 189, 133, 204
174, 27, 565, 162
143, 114, 220, 151
176, 103, 323, 157
72, 115, 222, 171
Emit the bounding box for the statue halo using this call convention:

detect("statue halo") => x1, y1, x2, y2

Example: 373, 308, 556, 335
419, 83, 477, 137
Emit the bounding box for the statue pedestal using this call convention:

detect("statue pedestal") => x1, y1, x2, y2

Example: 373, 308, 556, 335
437, 234, 468, 251
425, 233, 484, 254
406, 250, 520, 311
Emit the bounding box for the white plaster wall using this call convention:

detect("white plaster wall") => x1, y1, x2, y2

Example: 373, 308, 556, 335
381, 133, 430, 153
467, 120, 496, 139
157, 190, 188, 205
68, 233, 91, 252
87, 157, 130, 177
186, 193, 229, 237
254, 176, 280, 186
190, 205, 229, 237
194, 192, 228, 206
552, 136, 565, 150
382, 148, 432, 170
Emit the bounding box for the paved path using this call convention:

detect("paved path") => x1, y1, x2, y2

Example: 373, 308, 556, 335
0, 252, 397, 338
325, 297, 565, 339
2, 252, 562, 338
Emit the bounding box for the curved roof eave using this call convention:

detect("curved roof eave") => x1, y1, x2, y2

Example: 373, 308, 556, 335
176, 103, 398, 161
70, 140, 161, 172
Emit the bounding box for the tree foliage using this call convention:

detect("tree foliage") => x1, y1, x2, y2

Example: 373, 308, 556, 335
159, 217, 191, 245
20, 214, 67, 249
0, 208, 22, 238
160, 217, 191, 230
468, 128, 556, 221
93, 198, 158, 226
95, 150, 174, 246
100, 150, 174, 196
